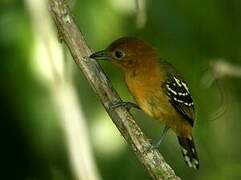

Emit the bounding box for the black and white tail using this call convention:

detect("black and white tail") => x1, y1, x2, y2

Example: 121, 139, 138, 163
177, 135, 199, 170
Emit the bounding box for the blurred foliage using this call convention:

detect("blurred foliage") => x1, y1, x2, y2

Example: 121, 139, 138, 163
0, 0, 241, 179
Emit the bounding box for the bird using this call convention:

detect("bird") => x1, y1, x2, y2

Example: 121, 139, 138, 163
89, 37, 199, 169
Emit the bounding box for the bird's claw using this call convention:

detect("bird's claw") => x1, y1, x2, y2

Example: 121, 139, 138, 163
110, 101, 140, 112
143, 143, 160, 153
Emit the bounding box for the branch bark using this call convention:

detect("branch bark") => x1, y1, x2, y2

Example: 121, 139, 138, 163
49, 0, 180, 179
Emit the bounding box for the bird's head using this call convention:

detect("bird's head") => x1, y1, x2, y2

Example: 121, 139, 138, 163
89, 37, 158, 70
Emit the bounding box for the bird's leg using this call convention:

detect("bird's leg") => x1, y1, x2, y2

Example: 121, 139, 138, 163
152, 125, 170, 148
145, 125, 170, 151
110, 100, 140, 112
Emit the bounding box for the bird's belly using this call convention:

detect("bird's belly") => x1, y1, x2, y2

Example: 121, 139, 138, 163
125, 76, 166, 118
137, 93, 171, 120
127, 84, 169, 120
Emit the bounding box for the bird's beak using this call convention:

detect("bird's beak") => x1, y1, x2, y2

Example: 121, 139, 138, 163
89, 50, 110, 60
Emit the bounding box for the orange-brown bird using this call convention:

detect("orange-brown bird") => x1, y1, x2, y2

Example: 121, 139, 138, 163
90, 37, 199, 169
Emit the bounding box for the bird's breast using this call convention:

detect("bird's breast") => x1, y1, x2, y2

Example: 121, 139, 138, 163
125, 71, 172, 120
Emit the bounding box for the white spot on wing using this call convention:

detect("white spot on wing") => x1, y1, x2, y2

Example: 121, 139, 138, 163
185, 155, 190, 162
178, 92, 188, 96
193, 164, 198, 170
174, 97, 184, 103
186, 158, 193, 167
166, 84, 177, 95
173, 97, 193, 106
182, 148, 188, 155
174, 77, 182, 87
181, 81, 190, 93
193, 159, 199, 165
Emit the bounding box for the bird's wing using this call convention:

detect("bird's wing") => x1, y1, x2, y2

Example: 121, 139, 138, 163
163, 73, 195, 126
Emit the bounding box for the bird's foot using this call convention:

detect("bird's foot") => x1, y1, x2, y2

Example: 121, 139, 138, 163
110, 101, 140, 112
144, 142, 160, 153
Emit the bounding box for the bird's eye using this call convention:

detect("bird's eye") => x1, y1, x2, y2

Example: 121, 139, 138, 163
114, 50, 125, 60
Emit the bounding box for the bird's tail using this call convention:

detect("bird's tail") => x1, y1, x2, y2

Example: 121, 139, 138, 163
177, 135, 199, 170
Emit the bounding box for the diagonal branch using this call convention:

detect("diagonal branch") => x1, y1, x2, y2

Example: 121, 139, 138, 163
49, 0, 180, 179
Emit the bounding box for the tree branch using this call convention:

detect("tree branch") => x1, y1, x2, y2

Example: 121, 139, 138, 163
211, 60, 241, 79
49, 0, 180, 179
135, 0, 147, 29
25, 0, 101, 179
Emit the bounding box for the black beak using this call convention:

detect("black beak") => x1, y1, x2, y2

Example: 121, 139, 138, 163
89, 50, 110, 60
